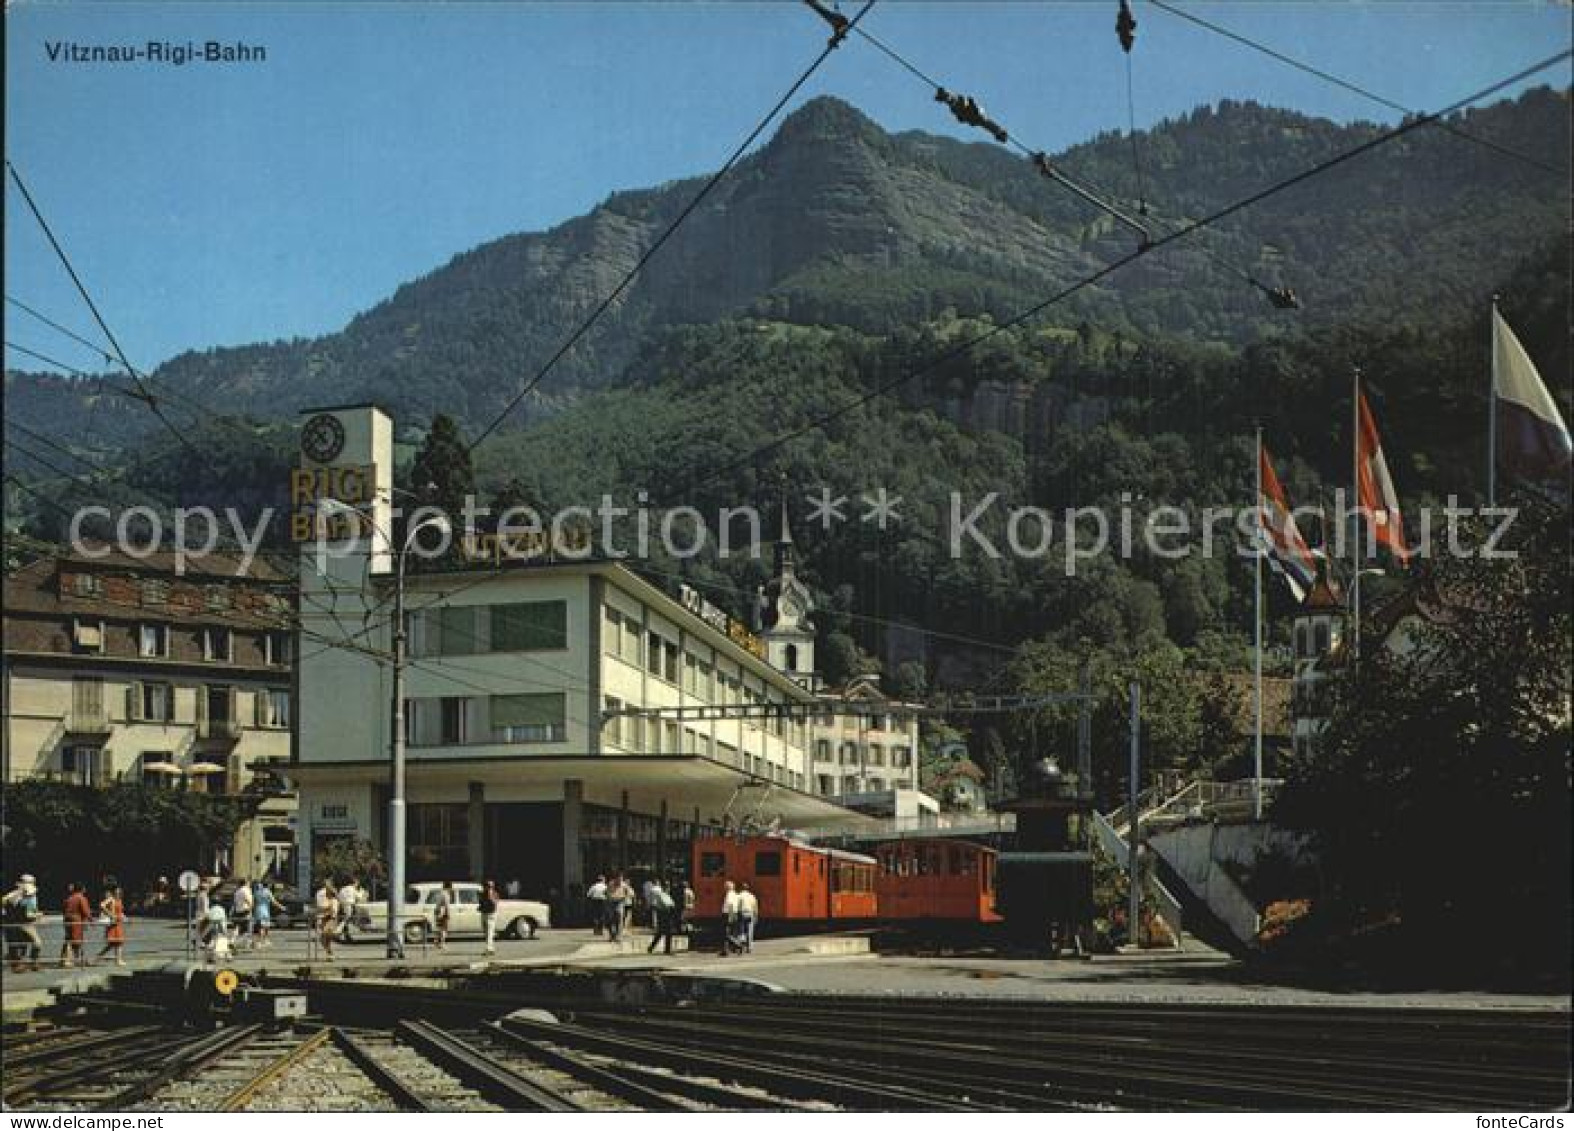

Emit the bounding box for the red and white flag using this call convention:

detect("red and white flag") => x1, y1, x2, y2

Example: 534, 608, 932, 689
1258, 442, 1316, 600
1356, 390, 1409, 564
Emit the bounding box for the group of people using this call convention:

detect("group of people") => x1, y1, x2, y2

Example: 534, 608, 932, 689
584, 874, 695, 953
192, 877, 286, 961
4, 874, 126, 970
309, 876, 368, 958
718, 880, 760, 955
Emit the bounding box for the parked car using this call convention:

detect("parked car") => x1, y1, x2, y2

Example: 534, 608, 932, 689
349, 882, 550, 944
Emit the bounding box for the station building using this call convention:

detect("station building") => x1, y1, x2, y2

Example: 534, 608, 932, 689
291, 406, 871, 912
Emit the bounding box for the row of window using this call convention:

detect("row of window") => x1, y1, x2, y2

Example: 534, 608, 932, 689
71, 620, 290, 664
54, 746, 242, 790
409, 601, 567, 658
603, 607, 804, 740
405, 693, 568, 746
68, 676, 290, 729
814, 774, 897, 795
600, 698, 806, 788
812, 740, 912, 767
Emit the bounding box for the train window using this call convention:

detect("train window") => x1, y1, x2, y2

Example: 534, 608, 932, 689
755, 851, 782, 876
700, 851, 726, 877
958, 847, 977, 875
793, 854, 801, 875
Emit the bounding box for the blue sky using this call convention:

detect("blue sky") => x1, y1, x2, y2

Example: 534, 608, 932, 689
5, 2, 1569, 374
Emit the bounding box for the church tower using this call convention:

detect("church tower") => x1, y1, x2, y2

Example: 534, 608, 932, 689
757, 490, 818, 690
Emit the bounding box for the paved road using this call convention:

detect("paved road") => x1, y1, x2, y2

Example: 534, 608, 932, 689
2, 916, 623, 993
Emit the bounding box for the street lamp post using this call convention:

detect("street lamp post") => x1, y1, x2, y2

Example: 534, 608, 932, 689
317, 497, 448, 959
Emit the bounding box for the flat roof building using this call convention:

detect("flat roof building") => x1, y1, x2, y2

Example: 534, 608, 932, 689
292, 407, 871, 915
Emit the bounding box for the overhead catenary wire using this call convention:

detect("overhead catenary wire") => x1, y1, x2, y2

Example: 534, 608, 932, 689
464, 0, 878, 454
662, 48, 1572, 502
6, 295, 117, 366
5, 160, 200, 457
1147, 0, 1567, 179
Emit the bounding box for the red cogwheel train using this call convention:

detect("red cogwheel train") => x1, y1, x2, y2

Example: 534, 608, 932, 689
691, 833, 1002, 924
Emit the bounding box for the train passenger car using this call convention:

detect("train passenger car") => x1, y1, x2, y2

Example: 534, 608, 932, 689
691, 834, 878, 922
874, 838, 1003, 922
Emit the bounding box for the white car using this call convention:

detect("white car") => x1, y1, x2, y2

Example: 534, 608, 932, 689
349, 882, 550, 944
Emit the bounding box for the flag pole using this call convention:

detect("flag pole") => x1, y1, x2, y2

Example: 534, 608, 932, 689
1254, 427, 1265, 821
1351, 367, 1362, 668
1489, 294, 1499, 507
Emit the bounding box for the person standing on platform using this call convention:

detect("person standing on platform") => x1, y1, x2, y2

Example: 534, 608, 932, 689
586, 875, 608, 936
97, 884, 127, 966
60, 882, 92, 968
737, 882, 759, 954
605, 875, 631, 942
433, 881, 454, 951
720, 880, 741, 956
193, 880, 211, 948
678, 879, 696, 936
480, 879, 501, 956
646, 881, 677, 955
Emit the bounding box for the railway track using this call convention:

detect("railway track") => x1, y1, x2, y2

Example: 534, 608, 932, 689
7, 984, 1568, 1112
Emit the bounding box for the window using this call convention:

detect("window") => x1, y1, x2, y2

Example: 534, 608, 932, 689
440, 697, 469, 744
439, 606, 481, 655
71, 573, 102, 597
683, 653, 698, 694
784, 643, 798, 671
815, 740, 831, 762
409, 804, 469, 876
755, 851, 782, 877
664, 721, 680, 754
61, 746, 99, 785
72, 619, 103, 654
603, 607, 623, 657
817, 774, 834, 795
265, 633, 292, 666
129, 681, 173, 722
1314, 622, 1331, 654
138, 577, 166, 604
869, 743, 884, 766
663, 641, 679, 683
71, 677, 104, 726
699, 852, 726, 877
256, 688, 291, 729
490, 693, 566, 743
139, 623, 169, 658
491, 601, 567, 651
202, 627, 233, 662
647, 631, 664, 676
869, 777, 885, 792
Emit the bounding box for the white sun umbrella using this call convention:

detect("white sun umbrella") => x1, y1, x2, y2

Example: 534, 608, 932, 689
140, 761, 184, 775
187, 762, 227, 774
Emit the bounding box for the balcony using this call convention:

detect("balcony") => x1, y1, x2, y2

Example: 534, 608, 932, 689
198, 717, 242, 741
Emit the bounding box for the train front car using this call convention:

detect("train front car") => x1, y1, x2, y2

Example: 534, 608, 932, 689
692, 833, 876, 926
874, 839, 1002, 923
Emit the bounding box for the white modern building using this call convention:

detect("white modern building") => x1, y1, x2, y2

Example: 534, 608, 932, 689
291, 405, 870, 913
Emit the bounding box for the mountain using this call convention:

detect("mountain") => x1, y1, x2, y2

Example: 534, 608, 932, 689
7, 89, 1569, 441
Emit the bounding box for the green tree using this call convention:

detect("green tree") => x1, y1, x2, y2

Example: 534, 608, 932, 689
406, 413, 475, 524
1275, 500, 1571, 983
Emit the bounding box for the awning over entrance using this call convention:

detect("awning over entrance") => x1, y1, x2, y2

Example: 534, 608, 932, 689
289, 753, 880, 832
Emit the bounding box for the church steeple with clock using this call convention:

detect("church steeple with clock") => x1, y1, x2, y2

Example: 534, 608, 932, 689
757, 489, 818, 690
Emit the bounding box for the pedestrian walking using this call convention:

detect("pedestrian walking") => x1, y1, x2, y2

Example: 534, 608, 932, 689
737, 882, 759, 954
480, 879, 501, 955
605, 875, 631, 943
433, 881, 454, 950
60, 882, 92, 968
315, 880, 339, 959
720, 880, 741, 956
231, 877, 254, 950
335, 876, 361, 940
251, 880, 277, 949
97, 884, 127, 966
646, 881, 676, 955
586, 874, 608, 936
679, 879, 696, 936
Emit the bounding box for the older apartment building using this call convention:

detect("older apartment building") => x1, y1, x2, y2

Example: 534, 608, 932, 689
2, 548, 297, 877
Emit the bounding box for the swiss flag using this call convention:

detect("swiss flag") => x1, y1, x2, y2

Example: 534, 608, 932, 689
1356, 390, 1409, 564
